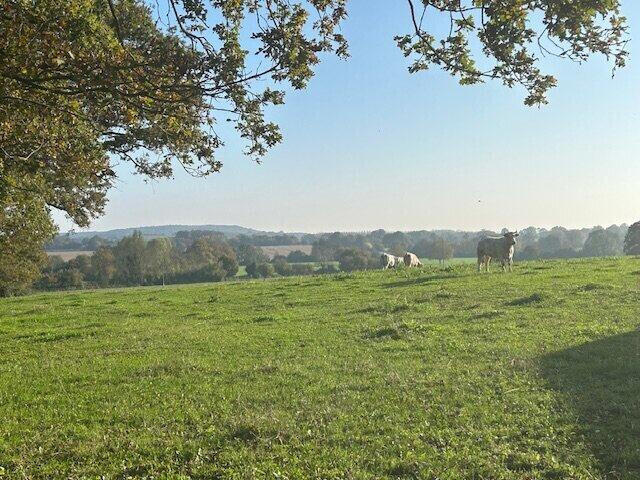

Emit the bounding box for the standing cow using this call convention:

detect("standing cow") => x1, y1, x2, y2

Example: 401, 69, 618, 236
477, 231, 519, 272
403, 252, 422, 268
380, 253, 398, 270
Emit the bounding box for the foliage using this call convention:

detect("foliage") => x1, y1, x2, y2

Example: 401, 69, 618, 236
256, 263, 276, 279
582, 228, 622, 257
145, 238, 174, 286
113, 231, 147, 285
90, 247, 116, 287
396, 0, 628, 106
2, 258, 640, 478
286, 250, 313, 263
272, 257, 294, 277
623, 221, 640, 255
0, 190, 56, 296
233, 243, 269, 266
290, 263, 315, 276
337, 248, 377, 272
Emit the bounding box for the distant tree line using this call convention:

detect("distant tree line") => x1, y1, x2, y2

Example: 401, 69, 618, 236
5, 223, 639, 295
38, 232, 239, 291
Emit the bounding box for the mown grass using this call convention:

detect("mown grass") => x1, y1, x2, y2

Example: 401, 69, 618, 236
1, 257, 639, 479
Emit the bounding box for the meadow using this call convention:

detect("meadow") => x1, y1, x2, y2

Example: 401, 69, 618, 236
1, 257, 639, 479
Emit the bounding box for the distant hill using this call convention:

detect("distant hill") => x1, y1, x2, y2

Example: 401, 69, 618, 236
61, 224, 267, 240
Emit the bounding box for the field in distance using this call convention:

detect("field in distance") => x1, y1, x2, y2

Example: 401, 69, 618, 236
45, 251, 94, 261
1, 258, 639, 478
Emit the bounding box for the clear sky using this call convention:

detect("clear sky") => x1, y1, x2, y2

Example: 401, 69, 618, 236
53, 2, 640, 234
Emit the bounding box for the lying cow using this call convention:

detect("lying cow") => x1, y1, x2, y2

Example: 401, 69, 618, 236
477, 231, 519, 272
403, 252, 422, 268
380, 253, 398, 270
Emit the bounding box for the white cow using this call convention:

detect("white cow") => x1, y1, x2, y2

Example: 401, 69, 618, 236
403, 252, 422, 268
380, 253, 398, 270
477, 231, 519, 272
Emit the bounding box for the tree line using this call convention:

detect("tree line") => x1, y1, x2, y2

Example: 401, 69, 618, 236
22, 222, 639, 295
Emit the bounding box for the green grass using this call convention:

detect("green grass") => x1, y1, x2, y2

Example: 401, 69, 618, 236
1, 258, 639, 479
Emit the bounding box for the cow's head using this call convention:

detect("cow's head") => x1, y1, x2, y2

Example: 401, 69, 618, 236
503, 231, 519, 246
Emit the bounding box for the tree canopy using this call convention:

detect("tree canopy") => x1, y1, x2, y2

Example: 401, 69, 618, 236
0, 0, 630, 294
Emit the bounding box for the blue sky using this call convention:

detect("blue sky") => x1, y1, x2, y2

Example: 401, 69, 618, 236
54, 2, 640, 233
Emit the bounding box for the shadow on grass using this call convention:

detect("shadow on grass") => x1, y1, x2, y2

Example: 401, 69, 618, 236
506, 293, 543, 306
383, 273, 469, 289
540, 331, 640, 477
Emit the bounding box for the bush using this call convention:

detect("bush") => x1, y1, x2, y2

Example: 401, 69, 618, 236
220, 255, 239, 278
338, 248, 376, 272
317, 263, 339, 274
256, 263, 276, 278
272, 257, 293, 276
246, 262, 259, 278
287, 250, 313, 262
291, 263, 314, 276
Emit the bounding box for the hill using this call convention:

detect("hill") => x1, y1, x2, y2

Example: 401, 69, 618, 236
1, 258, 639, 478
60, 224, 270, 240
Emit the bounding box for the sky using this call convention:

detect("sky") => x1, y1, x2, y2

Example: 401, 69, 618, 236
53, 2, 640, 234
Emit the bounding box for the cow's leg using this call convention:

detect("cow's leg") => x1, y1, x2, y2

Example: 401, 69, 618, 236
477, 256, 483, 272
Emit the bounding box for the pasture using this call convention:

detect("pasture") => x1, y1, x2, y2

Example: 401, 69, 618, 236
45, 251, 94, 261
1, 258, 639, 479
259, 245, 313, 260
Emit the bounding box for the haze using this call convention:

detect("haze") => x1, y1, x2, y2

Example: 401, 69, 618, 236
53, 2, 640, 234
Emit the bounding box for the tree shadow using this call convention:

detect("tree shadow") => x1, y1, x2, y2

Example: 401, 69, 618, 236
383, 273, 470, 289
540, 331, 640, 478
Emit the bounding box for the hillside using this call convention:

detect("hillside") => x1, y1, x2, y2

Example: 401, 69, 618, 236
1, 258, 639, 478
59, 224, 269, 240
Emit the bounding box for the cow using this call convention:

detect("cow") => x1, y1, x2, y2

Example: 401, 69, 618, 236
380, 253, 398, 270
403, 252, 422, 268
477, 231, 519, 272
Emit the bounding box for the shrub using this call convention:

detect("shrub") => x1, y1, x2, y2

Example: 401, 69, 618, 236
338, 248, 375, 272
272, 257, 293, 276
256, 263, 276, 278
317, 263, 339, 274
291, 263, 314, 276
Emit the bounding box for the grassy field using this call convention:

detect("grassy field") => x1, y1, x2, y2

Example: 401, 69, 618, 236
1, 258, 639, 479
45, 251, 94, 261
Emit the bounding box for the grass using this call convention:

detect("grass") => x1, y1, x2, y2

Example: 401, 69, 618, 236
1, 257, 639, 479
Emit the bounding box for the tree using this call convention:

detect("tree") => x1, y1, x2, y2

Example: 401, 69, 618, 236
433, 237, 454, 265
291, 264, 315, 276
145, 238, 174, 286
1, 0, 629, 294
582, 229, 622, 257
114, 232, 147, 285
272, 257, 293, 277
256, 263, 276, 279
383, 231, 411, 256
90, 247, 116, 287
233, 243, 269, 266
245, 262, 259, 279
184, 237, 238, 278
623, 221, 640, 255
397, 1, 627, 106
0, 191, 56, 296
519, 244, 541, 261
287, 250, 313, 263
338, 248, 374, 272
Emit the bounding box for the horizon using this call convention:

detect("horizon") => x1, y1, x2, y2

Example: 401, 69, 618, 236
54, 220, 633, 237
